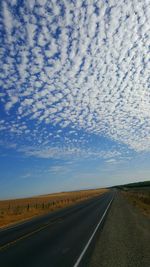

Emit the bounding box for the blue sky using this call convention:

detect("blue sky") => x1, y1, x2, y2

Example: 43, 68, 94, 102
0, 0, 150, 199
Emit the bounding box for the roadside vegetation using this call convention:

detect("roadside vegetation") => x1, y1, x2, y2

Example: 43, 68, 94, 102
0, 188, 108, 228
122, 189, 150, 217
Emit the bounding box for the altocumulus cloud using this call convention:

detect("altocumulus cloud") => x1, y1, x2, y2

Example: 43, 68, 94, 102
0, 0, 150, 159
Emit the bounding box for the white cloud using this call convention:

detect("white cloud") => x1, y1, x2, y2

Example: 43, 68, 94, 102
105, 158, 117, 164
0, 0, 150, 155
3, 1, 13, 42
48, 165, 69, 174
5, 96, 18, 111
17, 144, 122, 161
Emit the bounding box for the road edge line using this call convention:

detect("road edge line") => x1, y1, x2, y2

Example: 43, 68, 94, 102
73, 197, 114, 267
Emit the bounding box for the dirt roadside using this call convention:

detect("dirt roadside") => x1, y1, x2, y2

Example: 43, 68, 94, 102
88, 191, 150, 267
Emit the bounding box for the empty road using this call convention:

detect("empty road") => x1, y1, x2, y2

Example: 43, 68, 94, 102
0, 191, 114, 267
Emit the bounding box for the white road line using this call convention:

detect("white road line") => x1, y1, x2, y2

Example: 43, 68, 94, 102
73, 197, 114, 267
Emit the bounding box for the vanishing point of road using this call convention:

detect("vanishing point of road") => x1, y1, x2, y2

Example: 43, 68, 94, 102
0, 190, 114, 267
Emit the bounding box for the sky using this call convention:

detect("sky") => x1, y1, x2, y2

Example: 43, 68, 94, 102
0, 0, 150, 199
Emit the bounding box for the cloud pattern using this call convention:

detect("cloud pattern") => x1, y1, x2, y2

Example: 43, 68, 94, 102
0, 0, 150, 159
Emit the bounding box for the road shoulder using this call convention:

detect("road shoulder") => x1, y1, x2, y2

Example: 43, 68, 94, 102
88, 192, 150, 267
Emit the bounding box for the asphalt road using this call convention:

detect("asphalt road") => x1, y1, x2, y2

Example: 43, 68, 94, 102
0, 191, 114, 267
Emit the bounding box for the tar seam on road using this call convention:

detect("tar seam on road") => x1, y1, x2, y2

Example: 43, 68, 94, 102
73, 197, 114, 267
0, 219, 62, 251
0, 197, 103, 251
0, 194, 107, 252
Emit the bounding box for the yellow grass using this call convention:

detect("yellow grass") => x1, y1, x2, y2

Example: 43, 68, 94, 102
0, 188, 108, 228
122, 190, 150, 217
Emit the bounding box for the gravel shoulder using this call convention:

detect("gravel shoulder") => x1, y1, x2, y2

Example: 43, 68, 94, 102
88, 191, 150, 267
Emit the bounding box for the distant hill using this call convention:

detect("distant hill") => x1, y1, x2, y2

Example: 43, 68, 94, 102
113, 180, 150, 189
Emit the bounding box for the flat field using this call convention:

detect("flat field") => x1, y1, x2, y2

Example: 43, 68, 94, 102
0, 188, 108, 228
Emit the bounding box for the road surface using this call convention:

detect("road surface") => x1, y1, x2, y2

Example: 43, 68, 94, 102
0, 191, 114, 267
87, 192, 150, 267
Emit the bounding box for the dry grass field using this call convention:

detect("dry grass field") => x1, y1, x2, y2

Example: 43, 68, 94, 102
122, 189, 150, 217
0, 188, 108, 228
